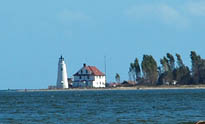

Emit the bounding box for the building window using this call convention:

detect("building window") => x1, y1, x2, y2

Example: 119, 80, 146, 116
86, 70, 88, 74
87, 76, 89, 79
79, 76, 81, 79
81, 70, 83, 74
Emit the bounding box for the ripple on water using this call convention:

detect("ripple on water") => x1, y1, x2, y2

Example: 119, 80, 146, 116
0, 89, 205, 124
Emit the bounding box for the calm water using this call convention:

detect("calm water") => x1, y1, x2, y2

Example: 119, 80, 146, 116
0, 89, 205, 124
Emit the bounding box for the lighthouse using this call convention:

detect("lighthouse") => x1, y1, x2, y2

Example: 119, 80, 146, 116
56, 55, 69, 89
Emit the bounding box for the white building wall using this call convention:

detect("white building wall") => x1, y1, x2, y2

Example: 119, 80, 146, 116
93, 76, 106, 88
73, 75, 106, 88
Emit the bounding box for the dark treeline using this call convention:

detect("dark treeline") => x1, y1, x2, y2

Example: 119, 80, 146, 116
128, 51, 205, 85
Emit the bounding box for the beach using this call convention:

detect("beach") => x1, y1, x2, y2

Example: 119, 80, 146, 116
15, 85, 205, 92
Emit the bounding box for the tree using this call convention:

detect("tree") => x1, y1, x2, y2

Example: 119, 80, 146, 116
167, 53, 175, 71
191, 51, 205, 84
141, 55, 158, 85
115, 73, 120, 83
198, 60, 205, 83
128, 58, 141, 82
190, 51, 201, 84
129, 51, 205, 85
160, 57, 169, 72
159, 55, 174, 84
176, 53, 184, 67
173, 53, 191, 84
134, 58, 141, 79
128, 63, 136, 82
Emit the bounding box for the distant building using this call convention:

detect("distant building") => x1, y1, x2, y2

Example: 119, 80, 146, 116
68, 78, 73, 87
73, 64, 106, 88
48, 85, 56, 89
108, 82, 121, 87
121, 81, 137, 87
56, 55, 69, 89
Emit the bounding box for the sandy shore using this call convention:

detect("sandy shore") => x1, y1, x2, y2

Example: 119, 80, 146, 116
15, 85, 205, 92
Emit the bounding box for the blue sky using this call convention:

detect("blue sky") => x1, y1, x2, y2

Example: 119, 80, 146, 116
0, 0, 205, 89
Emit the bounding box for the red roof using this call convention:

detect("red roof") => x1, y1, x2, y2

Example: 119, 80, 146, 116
86, 66, 105, 76
74, 65, 105, 76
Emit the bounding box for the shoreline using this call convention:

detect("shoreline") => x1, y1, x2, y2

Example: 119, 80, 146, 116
13, 85, 205, 92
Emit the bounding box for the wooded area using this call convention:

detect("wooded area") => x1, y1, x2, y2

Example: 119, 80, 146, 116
128, 51, 205, 85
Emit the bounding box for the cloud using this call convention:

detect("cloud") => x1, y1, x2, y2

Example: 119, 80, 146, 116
124, 1, 205, 28
57, 10, 91, 38
58, 10, 90, 24
158, 5, 185, 24
125, 4, 189, 28
185, 1, 205, 16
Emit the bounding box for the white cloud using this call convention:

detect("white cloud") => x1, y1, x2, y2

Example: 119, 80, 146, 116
185, 1, 205, 16
58, 10, 90, 24
125, 4, 153, 18
57, 10, 91, 38
157, 4, 188, 25
124, 1, 205, 28
125, 4, 189, 28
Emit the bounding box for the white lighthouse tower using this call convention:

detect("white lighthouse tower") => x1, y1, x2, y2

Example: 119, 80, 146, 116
56, 55, 69, 89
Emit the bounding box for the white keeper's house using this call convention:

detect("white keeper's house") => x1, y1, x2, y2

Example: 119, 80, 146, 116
73, 64, 106, 88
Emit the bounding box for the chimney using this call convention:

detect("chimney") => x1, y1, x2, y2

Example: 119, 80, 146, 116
83, 63, 86, 67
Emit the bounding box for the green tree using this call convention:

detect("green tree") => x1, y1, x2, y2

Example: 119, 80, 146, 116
176, 53, 184, 67
141, 55, 158, 85
160, 57, 169, 72
167, 53, 175, 71
128, 58, 141, 82
191, 51, 201, 84
134, 58, 141, 79
173, 53, 191, 84
115, 73, 120, 83
159, 56, 173, 84
129, 63, 136, 81
199, 60, 205, 83
191, 51, 205, 84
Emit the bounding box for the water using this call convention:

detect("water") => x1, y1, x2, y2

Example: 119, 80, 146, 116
0, 89, 205, 124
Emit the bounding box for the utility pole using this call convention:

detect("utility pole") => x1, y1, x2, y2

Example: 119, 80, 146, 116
104, 56, 107, 83
104, 56, 107, 76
